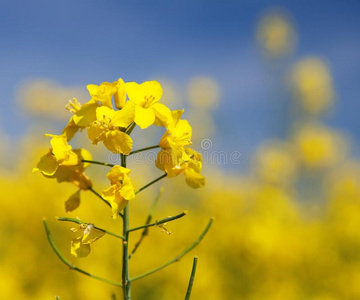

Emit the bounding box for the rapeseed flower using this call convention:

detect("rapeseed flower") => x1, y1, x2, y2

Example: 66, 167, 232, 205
124, 80, 172, 129
87, 106, 133, 154
33, 134, 92, 190
70, 224, 105, 258
156, 147, 205, 188
102, 165, 136, 219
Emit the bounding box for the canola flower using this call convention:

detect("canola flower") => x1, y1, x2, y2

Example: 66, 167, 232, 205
33, 77, 210, 300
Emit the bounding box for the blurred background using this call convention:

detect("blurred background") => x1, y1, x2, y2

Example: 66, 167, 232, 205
1, 0, 360, 299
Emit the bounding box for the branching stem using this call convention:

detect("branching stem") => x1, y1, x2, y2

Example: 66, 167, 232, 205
127, 211, 188, 233
43, 219, 123, 287
130, 217, 214, 282
57, 217, 125, 240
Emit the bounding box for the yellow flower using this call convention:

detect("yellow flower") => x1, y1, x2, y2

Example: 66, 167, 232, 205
156, 147, 205, 189
290, 57, 335, 114
70, 224, 105, 258
294, 124, 347, 169
125, 80, 172, 129
102, 166, 136, 219
63, 98, 99, 141
87, 106, 133, 154
159, 110, 192, 161
257, 11, 297, 58
33, 135, 93, 190
87, 79, 122, 109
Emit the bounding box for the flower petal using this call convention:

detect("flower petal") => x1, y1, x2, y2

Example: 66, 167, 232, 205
33, 152, 58, 176
134, 105, 155, 129
152, 103, 172, 127
103, 131, 133, 154
111, 101, 135, 128
71, 237, 91, 258
65, 190, 81, 212
184, 168, 206, 189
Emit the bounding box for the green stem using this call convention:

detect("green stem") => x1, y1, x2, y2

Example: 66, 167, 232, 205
127, 211, 188, 233
135, 173, 167, 195
185, 256, 198, 300
56, 217, 125, 240
125, 122, 136, 135
82, 160, 115, 168
130, 217, 214, 282
121, 154, 131, 300
128, 145, 160, 156
89, 187, 123, 218
43, 219, 123, 287
129, 188, 164, 259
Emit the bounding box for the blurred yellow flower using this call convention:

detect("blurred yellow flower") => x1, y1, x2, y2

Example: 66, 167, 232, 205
290, 57, 335, 114
16, 79, 88, 121
186, 77, 220, 110
257, 10, 297, 58
294, 124, 346, 169
254, 141, 298, 185
125, 80, 172, 129
70, 224, 105, 258
102, 165, 136, 219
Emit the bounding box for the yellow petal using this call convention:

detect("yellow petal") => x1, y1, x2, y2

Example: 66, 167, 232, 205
156, 149, 181, 177
106, 165, 131, 183
103, 131, 133, 154
111, 101, 135, 128
126, 81, 163, 107
65, 190, 81, 212
60, 150, 80, 166
46, 134, 72, 162
134, 105, 155, 129
87, 121, 105, 145
71, 237, 91, 258
87, 82, 117, 108
62, 117, 79, 142
151, 103, 172, 127
119, 174, 136, 200
52, 165, 93, 190
82, 225, 105, 244
114, 78, 127, 109
73, 148, 93, 169
33, 152, 58, 176
72, 101, 98, 127
102, 186, 127, 219
184, 168, 206, 188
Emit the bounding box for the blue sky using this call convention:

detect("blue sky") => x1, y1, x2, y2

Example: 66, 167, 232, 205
1, 0, 360, 168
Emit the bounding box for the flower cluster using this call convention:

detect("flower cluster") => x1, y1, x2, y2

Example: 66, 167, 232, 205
34, 77, 205, 223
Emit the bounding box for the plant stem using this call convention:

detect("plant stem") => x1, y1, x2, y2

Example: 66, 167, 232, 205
125, 122, 136, 135
129, 188, 164, 259
128, 145, 160, 156
43, 219, 123, 287
121, 154, 131, 299
127, 211, 188, 233
135, 173, 167, 195
56, 217, 125, 240
185, 256, 198, 300
82, 159, 116, 168
130, 217, 214, 282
